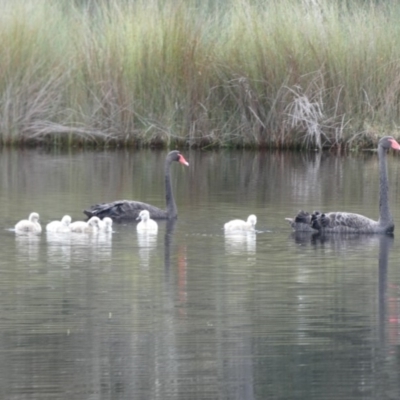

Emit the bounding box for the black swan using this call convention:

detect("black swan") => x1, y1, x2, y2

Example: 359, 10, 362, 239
286, 136, 400, 234
83, 150, 189, 221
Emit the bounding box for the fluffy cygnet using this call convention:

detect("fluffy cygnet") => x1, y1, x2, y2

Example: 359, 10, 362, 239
46, 215, 72, 233
136, 210, 158, 233
15, 212, 42, 234
224, 214, 257, 232
70, 216, 101, 233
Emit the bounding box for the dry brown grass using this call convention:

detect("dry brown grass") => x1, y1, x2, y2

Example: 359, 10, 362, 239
0, 0, 400, 149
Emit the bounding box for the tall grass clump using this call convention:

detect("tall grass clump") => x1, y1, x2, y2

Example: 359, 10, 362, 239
1, 0, 400, 148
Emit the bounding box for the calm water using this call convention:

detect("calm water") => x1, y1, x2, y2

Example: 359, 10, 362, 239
1, 148, 400, 399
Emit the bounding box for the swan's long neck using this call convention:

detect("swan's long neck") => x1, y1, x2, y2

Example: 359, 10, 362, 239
378, 145, 392, 225
165, 157, 177, 219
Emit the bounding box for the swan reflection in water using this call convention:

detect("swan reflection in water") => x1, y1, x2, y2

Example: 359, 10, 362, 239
290, 231, 393, 347
45, 228, 113, 269
137, 230, 158, 269
290, 231, 392, 252
46, 231, 72, 267
224, 231, 256, 255
291, 232, 399, 360
135, 219, 177, 270
70, 230, 113, 265
15, 232, 41, 262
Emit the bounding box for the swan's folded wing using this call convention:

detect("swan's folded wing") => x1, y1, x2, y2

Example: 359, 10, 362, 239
84, 200, 166, 221
319, 212, 378, 232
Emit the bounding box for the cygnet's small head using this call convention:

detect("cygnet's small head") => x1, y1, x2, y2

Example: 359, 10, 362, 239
29, 212, 40, 223
61, 215, 72, 226
247, 214, 257, 227
103, 217, 113, 227
88, 216, 100, 228
137, 210, 150, 221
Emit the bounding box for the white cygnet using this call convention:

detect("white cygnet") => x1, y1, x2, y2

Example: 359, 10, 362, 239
46, 215, 72, 233
15, 212, 42, 234
99, 217, 113, 233
70, 216, 100, 233
136, 210, 158, 233
224, 214, 257, 232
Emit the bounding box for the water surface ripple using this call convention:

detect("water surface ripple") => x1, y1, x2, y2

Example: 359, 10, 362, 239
0, 149, 399, 399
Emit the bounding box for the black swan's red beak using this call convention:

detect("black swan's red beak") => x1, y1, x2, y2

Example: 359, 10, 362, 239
178, 154, 189, 166
389, 138, 400, 151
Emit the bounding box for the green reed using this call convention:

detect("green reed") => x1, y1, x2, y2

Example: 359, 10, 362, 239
1, 0, 400, 149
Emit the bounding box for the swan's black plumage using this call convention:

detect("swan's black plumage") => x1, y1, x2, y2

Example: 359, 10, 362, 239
286, 136, 400, 234
84, 150, 189, 221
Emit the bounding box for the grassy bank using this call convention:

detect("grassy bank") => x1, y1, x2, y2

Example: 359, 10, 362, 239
1, 0, 400, 149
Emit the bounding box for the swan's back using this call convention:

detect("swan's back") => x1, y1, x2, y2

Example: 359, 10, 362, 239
46, 215, 72, 233
84, 200, 167, 221
286, 210, 392, 234
313, 211, 387, 233
70, 217, 100, 233
69, 220, 88, 233
15, 212, 42, 233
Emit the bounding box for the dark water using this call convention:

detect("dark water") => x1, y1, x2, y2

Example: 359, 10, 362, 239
1, 148, 400, 399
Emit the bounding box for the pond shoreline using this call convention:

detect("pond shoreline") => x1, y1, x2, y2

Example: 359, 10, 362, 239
0, 134, 389, 152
